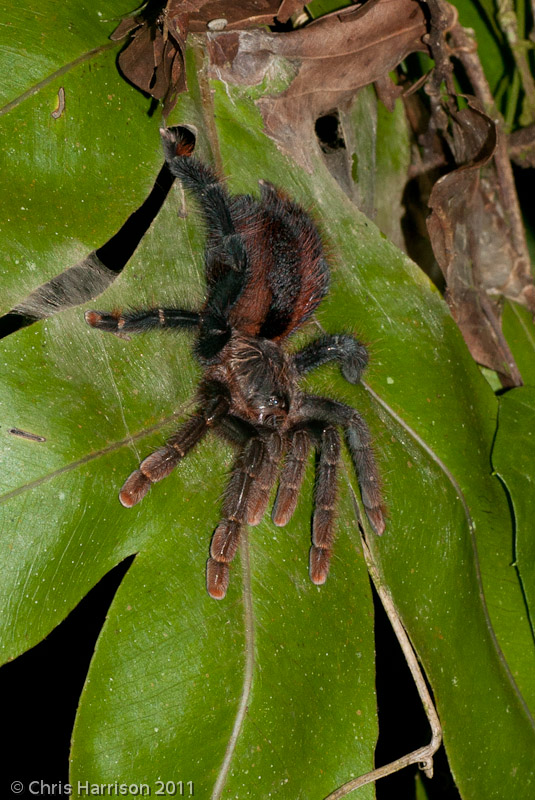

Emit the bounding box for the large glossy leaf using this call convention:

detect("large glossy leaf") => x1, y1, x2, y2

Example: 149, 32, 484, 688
2, 5, 535, 799
213, 96, 535, 795
1, 162, 378, 800
0, 0, 136, 106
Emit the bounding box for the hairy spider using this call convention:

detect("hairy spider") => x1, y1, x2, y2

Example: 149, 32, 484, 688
86, 126, 384, 599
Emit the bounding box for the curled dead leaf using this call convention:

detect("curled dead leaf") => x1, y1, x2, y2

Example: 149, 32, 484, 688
112, 0, 189, 116
426, 102, 523, 385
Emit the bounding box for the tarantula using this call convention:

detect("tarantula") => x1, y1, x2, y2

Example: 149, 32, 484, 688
86, 126, 384, 599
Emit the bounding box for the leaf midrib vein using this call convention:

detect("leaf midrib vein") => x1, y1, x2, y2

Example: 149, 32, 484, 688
0, 410, 184, 506
0, 42, 117, 116
211, 535, 256, 800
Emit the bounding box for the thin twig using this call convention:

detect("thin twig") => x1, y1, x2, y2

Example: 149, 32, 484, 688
324, 535, 442, 799
496, 0, 535, 125
509, 123, 535, 166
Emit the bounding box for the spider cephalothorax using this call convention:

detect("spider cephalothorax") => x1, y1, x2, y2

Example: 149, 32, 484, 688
86, 126, 385, 599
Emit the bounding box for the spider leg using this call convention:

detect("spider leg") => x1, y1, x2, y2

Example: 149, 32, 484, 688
247, 433, 283, 525
207, 432, 283, 599
272, 428, 312, 526
215, 417, 285, 522
300, 395, 385, 535
85, 308, 200, 337
273, 424, 340, 584
310, 425, 341, 585
293, 334, 369, 384
161, 126, 248, 362
161, 127, 238, 246
119, 395, 229, 507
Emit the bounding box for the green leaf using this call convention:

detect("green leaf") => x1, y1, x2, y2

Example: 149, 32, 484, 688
0, 21, 379, 794
71, 481, 377, 797
493, 387, 535, 641
502, 299, 535, 385
0, 1, 164, 314
1, 168, 378, 795
0, 0, 135, 106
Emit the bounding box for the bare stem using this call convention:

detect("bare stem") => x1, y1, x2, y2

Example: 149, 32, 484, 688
496, 0, 535, 125
324, 534, 442, 799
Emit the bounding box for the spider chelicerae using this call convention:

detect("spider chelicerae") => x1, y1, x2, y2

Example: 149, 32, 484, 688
86, 126, 385, 599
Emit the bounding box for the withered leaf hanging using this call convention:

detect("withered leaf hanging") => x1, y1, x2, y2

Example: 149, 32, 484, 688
111, 0, 189, 117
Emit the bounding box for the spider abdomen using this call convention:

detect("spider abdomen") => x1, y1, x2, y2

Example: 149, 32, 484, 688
227, 183, 329, 341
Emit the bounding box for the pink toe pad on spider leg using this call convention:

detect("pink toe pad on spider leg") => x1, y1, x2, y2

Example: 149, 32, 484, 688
309, 545, 331, 585
271, 486, 298, 527
206, 558, 230, 599
84, 310, 103, 327
365, 505, 386, 536
119, 470, 151, 507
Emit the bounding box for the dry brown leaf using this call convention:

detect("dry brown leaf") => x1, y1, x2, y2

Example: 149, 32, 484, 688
207, 0, 431, 167
112, 0, 189, 116
427, 102, 524, 386
275, 0, 306, 24
187, 0, 281, 31
422, 1, 533, 386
